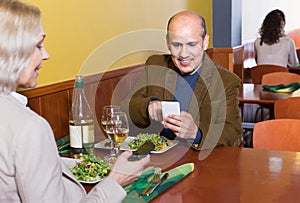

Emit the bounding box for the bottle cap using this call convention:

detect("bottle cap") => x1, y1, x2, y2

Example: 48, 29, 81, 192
75, 76, 84, 88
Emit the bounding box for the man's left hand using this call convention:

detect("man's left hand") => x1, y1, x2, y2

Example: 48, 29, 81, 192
162, 111, 198, 140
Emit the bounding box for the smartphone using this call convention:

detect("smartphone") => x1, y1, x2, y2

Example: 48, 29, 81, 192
161, 101, 180, 119
128, 141, 155, 161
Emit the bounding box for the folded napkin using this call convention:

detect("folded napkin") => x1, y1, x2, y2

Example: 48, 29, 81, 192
263, 82, 300, 93
123, 163, 194, 203
56, 135, 70, 154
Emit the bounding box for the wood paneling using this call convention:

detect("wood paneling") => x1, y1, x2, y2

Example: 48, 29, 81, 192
18, 64, 144, 141
206, 46, 244, 82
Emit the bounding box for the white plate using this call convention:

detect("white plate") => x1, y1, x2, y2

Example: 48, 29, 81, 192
61, 157, 101, 184
120, 136, 179, 154
94, 139, 112, 149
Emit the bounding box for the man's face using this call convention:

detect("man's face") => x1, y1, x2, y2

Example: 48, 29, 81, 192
167, 16, 209, 75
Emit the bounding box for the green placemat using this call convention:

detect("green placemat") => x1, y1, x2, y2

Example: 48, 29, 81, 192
56, 135, 70, 154
263, 82, 300, 93
123, 163, 194, 203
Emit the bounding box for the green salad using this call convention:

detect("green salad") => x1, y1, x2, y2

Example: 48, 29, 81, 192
69, 154, 111, 182
128, 133, 171, 151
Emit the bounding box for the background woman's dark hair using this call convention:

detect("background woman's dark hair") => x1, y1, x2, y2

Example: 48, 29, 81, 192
259, 9, 285, 45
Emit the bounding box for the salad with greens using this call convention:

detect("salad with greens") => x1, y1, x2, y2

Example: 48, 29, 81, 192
128, 133, 171, 151
69, 154, 111, 182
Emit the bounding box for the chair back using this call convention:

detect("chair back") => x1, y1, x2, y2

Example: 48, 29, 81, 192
250, 65, 288, 84
262, 72, 300, 85
274, 97, 300, 119
253, 119, 300, 152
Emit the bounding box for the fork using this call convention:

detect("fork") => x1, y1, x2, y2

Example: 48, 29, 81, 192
139, 168, 161, 196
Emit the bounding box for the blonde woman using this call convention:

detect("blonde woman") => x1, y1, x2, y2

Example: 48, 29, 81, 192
0, 0, 149, 202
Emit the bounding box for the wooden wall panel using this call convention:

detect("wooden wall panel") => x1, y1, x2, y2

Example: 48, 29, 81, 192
27, 97, 41, 115
19, 65, 144, 141
39, 90, 70, 140
206, 46, 244, 82
233, 46, 244, 82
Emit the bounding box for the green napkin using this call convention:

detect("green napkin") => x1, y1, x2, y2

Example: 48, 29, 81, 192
56, 135, 70, 154
262, 82, 300, 93
123, 163, 194, 203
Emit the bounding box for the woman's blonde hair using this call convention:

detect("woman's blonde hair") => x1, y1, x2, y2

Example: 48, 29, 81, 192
0, 0, 41, 94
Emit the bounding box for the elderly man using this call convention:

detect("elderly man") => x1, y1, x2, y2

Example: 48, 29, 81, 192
125, 10, 242, 150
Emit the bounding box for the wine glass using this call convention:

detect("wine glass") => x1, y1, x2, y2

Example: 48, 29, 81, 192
108, 112, 129, 158
101, 105, 120, 161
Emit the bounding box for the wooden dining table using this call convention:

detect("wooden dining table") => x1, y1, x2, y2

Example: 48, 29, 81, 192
239, 83, 299, 105
82, 141, 300, 202
239, 83, 300, 120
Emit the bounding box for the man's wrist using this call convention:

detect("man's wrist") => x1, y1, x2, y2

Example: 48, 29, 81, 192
192, 129, 202, 144
147, 97, 160, 108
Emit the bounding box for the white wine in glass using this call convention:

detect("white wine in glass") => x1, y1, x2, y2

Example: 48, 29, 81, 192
101, 105, 120, 161
109, 112, 129, 156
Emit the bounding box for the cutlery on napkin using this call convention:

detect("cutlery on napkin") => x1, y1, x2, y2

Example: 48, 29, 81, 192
144, 172, 169, 196
123, 163, 194, 203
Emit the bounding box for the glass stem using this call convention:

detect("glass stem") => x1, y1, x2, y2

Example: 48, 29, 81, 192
112, 142, 119, 157
110, 140, 117, 157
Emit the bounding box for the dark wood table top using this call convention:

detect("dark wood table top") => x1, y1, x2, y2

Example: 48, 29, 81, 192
84, 142, 300, 202
289, 67, 300, 75
239, 83, 298, 105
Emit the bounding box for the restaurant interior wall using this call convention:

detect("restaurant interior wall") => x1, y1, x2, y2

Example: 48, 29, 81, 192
23, 0, 212, 87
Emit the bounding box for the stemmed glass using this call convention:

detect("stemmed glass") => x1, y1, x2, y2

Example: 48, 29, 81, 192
108, 112, 129, 158
101, 105, 120, 162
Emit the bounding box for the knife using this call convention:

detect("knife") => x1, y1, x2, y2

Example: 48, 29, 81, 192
145, 173, 169, 196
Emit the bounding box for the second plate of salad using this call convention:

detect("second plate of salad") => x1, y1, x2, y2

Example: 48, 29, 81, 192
120, 133, 179, 153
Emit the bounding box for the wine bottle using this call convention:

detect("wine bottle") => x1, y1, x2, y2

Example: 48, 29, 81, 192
69, 76, 95, 158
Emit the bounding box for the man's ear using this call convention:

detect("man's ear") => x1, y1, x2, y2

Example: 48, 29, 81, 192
203, 34, 209, 51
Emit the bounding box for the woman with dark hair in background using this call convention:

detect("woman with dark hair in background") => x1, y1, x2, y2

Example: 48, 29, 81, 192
254, 9, 299, 67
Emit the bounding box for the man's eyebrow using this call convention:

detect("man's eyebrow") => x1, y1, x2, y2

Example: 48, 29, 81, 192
187, 41, 198, 44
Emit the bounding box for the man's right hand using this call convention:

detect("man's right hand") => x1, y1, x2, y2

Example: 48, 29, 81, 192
148, 100, 163, 122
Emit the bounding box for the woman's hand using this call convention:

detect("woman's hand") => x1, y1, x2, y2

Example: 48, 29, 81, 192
108, 151, 150, 186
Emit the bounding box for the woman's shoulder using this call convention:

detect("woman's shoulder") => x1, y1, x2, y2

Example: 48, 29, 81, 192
280, 36, 295, 43
279, 36, 297, 48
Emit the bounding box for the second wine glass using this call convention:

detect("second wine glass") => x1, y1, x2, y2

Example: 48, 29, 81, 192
109, 112, 129, 158
101, 105, 120, 162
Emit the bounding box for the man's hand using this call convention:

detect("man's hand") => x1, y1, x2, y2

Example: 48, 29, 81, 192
162, 111, 198, 140
148, 100, 163, 122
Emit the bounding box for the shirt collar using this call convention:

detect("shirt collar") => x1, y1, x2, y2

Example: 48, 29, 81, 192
10, 92, 28, 106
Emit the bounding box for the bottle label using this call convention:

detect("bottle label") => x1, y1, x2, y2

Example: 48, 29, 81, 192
83, 125, 95, 143
69, 125, 82, 148
69, 125, 95, 147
